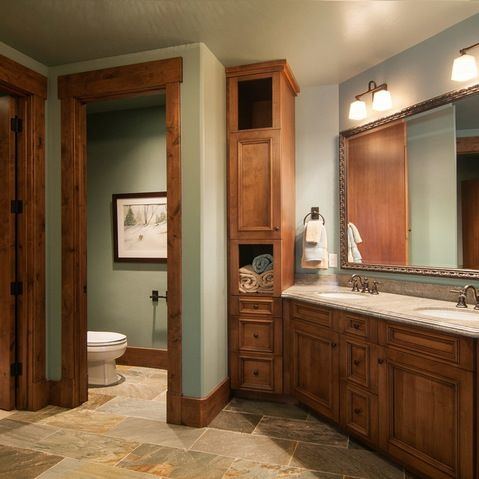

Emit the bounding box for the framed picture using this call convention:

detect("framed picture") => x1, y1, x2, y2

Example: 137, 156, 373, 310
112, 192, 167, 262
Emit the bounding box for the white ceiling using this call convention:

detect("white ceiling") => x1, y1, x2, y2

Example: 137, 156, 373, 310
1, 1, 478, 85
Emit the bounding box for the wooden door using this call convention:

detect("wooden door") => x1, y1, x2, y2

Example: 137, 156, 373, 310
229, 130, 281, 239
347, 121, 408, 265
379, 350, 473, 479
291, 318, 339, 421
0, 95, 17, 410
461, 179, 479, 269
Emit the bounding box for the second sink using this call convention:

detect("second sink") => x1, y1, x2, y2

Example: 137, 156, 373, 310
415, 307, 479, 321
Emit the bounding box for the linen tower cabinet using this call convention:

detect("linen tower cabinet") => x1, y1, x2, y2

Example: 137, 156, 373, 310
226, 61, 299, 396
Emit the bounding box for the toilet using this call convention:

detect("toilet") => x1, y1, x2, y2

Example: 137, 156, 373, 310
87, 331, 128, 386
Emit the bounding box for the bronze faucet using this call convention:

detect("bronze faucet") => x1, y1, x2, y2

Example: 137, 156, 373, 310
450, 285, 479, 309
349, 275, 380, 295
349, 274, 363, 292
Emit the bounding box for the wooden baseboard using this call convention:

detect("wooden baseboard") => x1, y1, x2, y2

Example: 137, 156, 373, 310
181, 378, 230, 427
117, 347, 168, 370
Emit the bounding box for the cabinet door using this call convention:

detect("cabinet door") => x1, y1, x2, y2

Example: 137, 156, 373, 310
379, 350, 473, 479
291, 319, 339, 421
229, 130, 281, 239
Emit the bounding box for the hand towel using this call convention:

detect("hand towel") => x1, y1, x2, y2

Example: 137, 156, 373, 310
347, 222, 363, 263
239, 265, 261, 293
252, 254, 273, 274
305, 219, 322, 243
301, 222, 329, 269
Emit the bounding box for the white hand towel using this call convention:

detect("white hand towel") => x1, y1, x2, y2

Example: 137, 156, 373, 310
348, 223, 363, 263
301, 222, 329, 269
305, 219, 322, 243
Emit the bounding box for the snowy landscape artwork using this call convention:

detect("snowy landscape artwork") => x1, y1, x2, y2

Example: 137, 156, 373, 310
113, 193, 167, 262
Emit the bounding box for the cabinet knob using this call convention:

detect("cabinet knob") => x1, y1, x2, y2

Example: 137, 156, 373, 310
353, 359, 361, 366
378, 358, 384, 364
353, 322, 360, 330
252, 304, 259, 310
253, 333, 259, 338
331, 342, 337, 348
354, 408, 362, 415
253, 369, 259, 376
274, 226, 280, 231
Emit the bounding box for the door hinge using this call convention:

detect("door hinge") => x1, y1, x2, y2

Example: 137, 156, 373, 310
10, 281, 23, 296
10, 362, 22, 377
11, 199, 23, 214
10, 116, 22, 133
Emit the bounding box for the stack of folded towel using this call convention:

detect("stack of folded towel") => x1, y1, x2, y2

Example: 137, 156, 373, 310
239, 254, 274, 293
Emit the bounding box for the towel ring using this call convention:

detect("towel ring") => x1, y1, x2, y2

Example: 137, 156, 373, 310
303, 207, 325, 225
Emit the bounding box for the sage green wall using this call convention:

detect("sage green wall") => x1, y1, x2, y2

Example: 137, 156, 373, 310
87, 106, 167, 349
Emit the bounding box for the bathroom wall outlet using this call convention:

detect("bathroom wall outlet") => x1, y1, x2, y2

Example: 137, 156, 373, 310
329, 253, 338, 267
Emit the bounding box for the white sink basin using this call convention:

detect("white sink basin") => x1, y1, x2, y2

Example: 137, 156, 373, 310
316, 292, 366, 300
415, 307, 479, 321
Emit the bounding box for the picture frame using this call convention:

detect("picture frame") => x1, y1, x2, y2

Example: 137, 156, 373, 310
112, 192, 167, 263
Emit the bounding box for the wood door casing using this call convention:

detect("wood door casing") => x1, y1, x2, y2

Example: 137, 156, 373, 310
461, 179, 479, 269
346, 121, 408, 265
229, 130, 281, 239
0, 95, 16, 410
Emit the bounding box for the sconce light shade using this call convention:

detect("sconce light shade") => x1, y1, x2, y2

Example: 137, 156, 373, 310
372, 89, 392, 111
349, 100, 367, 120
451, 54, 478, 82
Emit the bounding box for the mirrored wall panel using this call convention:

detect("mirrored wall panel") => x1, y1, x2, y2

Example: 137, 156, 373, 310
341, 89, 479, 276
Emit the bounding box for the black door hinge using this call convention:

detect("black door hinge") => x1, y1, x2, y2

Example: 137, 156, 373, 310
10, 362, 22, 377
10, 281, 23, 296
11, 199, 23, 214
10, 116, 22, 133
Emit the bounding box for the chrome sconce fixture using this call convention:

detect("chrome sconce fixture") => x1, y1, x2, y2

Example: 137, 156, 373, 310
451, 42, 479, 82
348, 80, 392, 121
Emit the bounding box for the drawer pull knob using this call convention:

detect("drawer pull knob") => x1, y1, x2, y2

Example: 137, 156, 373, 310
353, 322, 360, 330
331, 342, 337, 348
274, 226, 280, 231
353, 359, 361, 366
253, 369, 259, 376
354, 408, 362, 415
378, 358, 384, 364
252, 304, 259, 310
253, 333, 259, 338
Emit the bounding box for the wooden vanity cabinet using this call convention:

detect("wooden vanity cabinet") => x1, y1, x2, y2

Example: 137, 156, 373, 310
286, 299, 476, 479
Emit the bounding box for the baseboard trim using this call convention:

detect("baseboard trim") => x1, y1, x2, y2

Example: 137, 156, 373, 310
117, 347, 168, 370
181, 378, 230, 427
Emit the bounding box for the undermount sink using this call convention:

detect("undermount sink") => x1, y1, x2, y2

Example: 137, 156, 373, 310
415, 307, 479, 321
316, 291, 367, 300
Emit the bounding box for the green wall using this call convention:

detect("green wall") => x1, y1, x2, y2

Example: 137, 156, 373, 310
87, 106, 167, 349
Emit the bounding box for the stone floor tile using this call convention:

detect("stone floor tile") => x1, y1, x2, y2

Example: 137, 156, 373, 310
208, 410, 262, 434
90, 381, 167, 400
224, 398, 308, 420
190, 429, 296, 465
78, 393, 115, 410
98, 396, 166, 422
0, 418, 58, 450
9, 405, 67, 424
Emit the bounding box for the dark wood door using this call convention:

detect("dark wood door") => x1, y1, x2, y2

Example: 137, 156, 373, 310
229, 130, 281, 239
291, 318, 339, 421
347, 121, 408, 265
379, 350, 473, 479
461, 179, 479, 269
0, 95, 17, 410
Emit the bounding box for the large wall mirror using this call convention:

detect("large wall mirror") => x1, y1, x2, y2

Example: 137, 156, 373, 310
340, 84, 479, 279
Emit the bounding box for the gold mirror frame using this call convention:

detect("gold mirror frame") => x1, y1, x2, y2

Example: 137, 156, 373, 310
339, 82, 479, 279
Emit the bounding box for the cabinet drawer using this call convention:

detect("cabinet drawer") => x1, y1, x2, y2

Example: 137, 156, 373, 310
340, 338, 377, 391
339, 312, 377, 341
292, 301, 334, 330
239, 317, 274, 353
238, 354, 281, 392
231, 296, 282, 317
379, 321, 474, 370
341, 382, 378, 447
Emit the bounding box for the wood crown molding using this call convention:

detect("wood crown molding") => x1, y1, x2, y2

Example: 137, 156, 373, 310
226, 60, 300, 95
181, 378, 230, 428
58, 57, 183, 100
0, 54, 47, 98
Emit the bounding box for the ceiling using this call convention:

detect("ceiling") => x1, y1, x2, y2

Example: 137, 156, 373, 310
1, 0, 478, 86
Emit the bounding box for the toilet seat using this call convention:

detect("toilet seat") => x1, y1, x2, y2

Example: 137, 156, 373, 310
87, 331, 127, 347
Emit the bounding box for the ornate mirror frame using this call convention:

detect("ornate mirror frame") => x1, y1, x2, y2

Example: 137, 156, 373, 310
339, 82, 479, 279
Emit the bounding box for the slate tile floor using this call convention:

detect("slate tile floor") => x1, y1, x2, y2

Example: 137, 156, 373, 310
0, 366, 414, 478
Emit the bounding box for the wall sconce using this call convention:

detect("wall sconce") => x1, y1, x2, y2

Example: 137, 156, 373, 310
451, 42, 479, 82
348, 80, 392, 120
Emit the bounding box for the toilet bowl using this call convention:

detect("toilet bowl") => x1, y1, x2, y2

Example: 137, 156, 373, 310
87, 331, 127, 386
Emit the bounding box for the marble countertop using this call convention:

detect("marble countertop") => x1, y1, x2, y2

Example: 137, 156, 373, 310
282, 284, 479, 338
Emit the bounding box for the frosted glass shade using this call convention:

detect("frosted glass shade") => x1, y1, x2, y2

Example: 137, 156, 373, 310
349, 100, 367, 120
451, 54, 478, 82
372, 89, 392, 111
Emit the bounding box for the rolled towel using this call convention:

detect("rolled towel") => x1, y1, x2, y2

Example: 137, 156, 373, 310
239, 265, 261, 293
259, 270, 274, 292
252, 254, 273, 274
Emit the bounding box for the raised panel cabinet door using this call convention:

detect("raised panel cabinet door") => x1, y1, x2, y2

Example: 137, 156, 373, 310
379, 353, 474, 479
291, 319, 340, 421
229, 130, 281, 239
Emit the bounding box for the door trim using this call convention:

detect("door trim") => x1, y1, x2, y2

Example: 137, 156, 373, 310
0, 54, 48, 410
54, 58, 183, 424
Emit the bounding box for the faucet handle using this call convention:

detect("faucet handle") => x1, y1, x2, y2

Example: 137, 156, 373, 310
450, 289, 467, 308
370, 281, 380, 295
